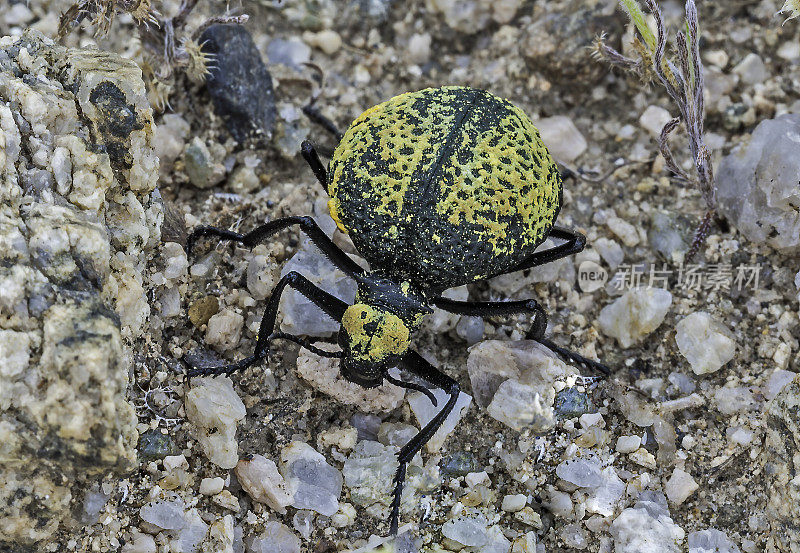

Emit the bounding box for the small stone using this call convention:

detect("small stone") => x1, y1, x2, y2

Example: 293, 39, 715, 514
501, 494, 527, 512
732, 53, 769, 85
331, 503, 356, 528
594, 238, 625, 269
675, 312, 736, 375
554, 387, 594, 419
606, 215, 640, 247
200, 477, 225, 496
665, 468, 698, 506
465, 471, 490, 488
440, 452, 479, 476
639, 105, 673, 137
235, 455, 292, 514
629, 448, 657, 469
687, 529, 741, 553
556, 457, 603, 488
279, 441, 342, 517
152, 113, 190, 176
189, 296, 220, 327
185, 376, 246, 469
442, 515, 490, 547
246, 521, 301, 553
267, 38, 311, 68
138, 430, 176, 461
408, 387, 472, 452
535, 116, 587, 162
456, 315, 485, 345
726, 426, 754, 446
121, 531, 157, 553
292, 510, 315, 538
407, 33, 432, 64
586, 467, 625, 516
616, 435, 641, 454
205, 308, 244, 351
183, 137, 226, 189
213, 490, 240, 511
139, 499, 186, 531
648, 211, 691, 262
597, 288, 672, 348
561, 522, 588, 549
487, 379, 555, 433
610, 505, 685, 553
514, 506, 543, 529
163, 454, 188, 473
313, 30, 344, 54
377, 422, 417, 449
200, 25, 276, 143
342, 440, 398, 507
713, 387, 758, 415
764, 369, 796, 400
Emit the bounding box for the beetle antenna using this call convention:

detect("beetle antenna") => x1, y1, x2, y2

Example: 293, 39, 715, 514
384, 372, 438, 407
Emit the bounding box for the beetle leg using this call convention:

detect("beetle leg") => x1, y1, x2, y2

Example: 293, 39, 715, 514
302, 102, 344, 142
388, 350, 461, 535
301, 140, 329, 190
187, 215, 364, 278
492, 226, 586, 276
186, 271, 347, 377
432, 296, 609, 375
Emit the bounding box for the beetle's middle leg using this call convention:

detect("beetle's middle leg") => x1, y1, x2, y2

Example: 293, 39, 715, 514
432, 297, 610, 375
187, 215, 364, 279
186, 272, 347, 377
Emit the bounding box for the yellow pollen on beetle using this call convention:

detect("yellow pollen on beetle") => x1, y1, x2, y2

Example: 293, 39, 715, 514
341, 304, 410, 362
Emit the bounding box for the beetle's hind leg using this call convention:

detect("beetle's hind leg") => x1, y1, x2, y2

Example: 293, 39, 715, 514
302, 102, 344, 142
432, 296, 610, 376
185, 272, 347, 377
385, 351, 461, 535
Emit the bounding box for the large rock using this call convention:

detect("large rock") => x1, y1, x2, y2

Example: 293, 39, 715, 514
717, 114, 800, 252
0, 31, 160, 549
200, 24, 276, 144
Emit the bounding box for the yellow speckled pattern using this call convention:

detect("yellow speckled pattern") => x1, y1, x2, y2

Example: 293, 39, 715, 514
341, 303, 411, 362
328, 86, 562, 294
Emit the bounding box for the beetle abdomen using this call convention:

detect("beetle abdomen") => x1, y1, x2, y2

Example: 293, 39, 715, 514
328, 86, 562, 294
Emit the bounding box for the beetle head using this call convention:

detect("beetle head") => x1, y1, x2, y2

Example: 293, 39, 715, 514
337, 275, 430, 387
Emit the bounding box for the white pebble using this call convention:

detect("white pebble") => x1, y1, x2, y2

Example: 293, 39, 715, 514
675, 312, 736, 375
535, 116, 587, 162
665, 468, 698, 506
616, 435, 641, 454
205, 308, 244, 351
501, 494, 527, 512
639, 105, 673, 137
598, 288, 672, 348
199, 477, 225, 496
185, 376, 246, 469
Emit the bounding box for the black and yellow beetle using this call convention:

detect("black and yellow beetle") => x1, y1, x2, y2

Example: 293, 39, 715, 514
186, 86, 609, 535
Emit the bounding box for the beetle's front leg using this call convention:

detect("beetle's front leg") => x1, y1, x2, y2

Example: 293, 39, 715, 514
186, 272, 348, 377
387, 351, 461, 535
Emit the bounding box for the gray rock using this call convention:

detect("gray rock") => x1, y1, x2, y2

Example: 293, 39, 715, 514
342, 440, 398, 507
139, 499, 186, 531
763, 375, 800, 549
687, 529, 741, 553
597, 288, 672, 348
442, 515, 491, 547
200, 24, 276, 143
0, 30, 157, 549
246, 521, 301, 553
554, 387, 595, 419
138, 429, 176, 460
648, 211, 691, 262
717, 114, 800, 252
279, 244, 358, 337
280, 441, 342, 517
555, 457, 603, 488
440, 451, 479, 476
610, 503, 685, 553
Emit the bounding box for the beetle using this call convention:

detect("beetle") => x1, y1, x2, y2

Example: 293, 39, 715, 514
186, 86, 609, 535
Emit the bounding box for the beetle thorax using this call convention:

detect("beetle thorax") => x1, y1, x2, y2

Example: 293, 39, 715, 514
337, 275, 429, 387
